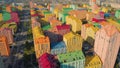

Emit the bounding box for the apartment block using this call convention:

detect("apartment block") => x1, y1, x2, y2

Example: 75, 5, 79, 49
63, 32, 83, 52
94, 24, 120, 68
0, 36, 10, 56
66, 16, 82, 32
34, 36, 50, 59
57, 50, 85, 68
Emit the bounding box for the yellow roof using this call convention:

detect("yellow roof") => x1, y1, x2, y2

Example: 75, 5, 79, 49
85, 55, 102, 65
64, 32, 81, 40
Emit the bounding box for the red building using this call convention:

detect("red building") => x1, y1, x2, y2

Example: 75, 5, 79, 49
55, 25, 70, 36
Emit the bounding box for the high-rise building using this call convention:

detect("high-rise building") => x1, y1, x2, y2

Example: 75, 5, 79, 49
34, 36, 50, 59
0, 28, 13, 45
0, 36, 10, 56
94, 24, 120, 68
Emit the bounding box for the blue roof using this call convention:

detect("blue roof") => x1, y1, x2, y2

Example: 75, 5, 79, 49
51, 41, 66, 49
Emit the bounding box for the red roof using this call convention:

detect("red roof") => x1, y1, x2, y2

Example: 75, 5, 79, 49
56, 25, 70, 30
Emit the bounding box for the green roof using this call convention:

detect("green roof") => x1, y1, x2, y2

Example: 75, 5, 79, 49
43, 11, 52, 15
2, 11, 11, 21
42, 25, 51, 31
57, 50, 85, 63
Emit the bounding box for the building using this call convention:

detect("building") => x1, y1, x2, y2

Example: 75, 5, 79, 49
94, 24, 120, 68
32, 26, 44, 39
68, 10, 87, 20
0, 28, 13, 45
34, 36, 50, 59
107, 19, 120, 32
86, 12, 96, 21
51, 41, 66, 55
86, 26, 99, 46
81, 24, 93, 40
38, 53, 59, 68
63, 32, 83, 52
0, 36, 10, 56
66, 16, 82, 32
56, 25, 70, 36
49, 19, 61, 28
57, 50, 85, 68
85, 55, 102, 68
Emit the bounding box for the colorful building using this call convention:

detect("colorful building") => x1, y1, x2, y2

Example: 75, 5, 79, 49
63, 32, 83, 52
86, 12, 95, 21
94, 24, 120, 68
81, 24, 93, 40
34, 36, 50, 59
86, 26, 99, 46
49, 19, 61, 28
38, 53, 59, 68
85, 55, 102, 68
55, 25, 70, 36
0, 36, 10, 56
68, 10, 87, 20
57, 50, 85, 68
107, 19, 120, 32
66, 16, 82, 32
51, 41, 66, 55
0, 28, 13, 44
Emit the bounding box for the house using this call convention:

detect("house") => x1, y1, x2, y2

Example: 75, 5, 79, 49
56, 25, 70, 36
63, 32, 83, 52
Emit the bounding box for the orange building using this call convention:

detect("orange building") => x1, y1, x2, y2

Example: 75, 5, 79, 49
34, 36, 50, 59
0, 36, 10, 56
94, 24, 120, 68
68, 10, 87, 20
6, 5, 11, 12
0, 28, 13, 45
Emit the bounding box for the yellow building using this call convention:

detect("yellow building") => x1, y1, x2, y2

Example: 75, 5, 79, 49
0, 13, 3, 21
86, 26, 99, 39
101, 7, 108, 13
63, 32, 83, 52
53, 8, 60, 18
32, 26, 44, 39
85, 55, 102, 68
86, 25, 99, 46
66, 16, 82, 32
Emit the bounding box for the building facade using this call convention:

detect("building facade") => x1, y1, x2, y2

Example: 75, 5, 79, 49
0, 36, 10, 56
94, 24, 120, 68
34, 36, 50, 59
63, 32, 83, 52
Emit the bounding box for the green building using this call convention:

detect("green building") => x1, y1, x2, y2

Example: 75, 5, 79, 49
57, 50, 85, 68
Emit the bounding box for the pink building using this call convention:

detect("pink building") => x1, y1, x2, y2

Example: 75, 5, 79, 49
0, 28, 13, 45
55, 25, 70, 36
38, 53, 58, 68
10, 12, 20, 24
94, 24, 120, 68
